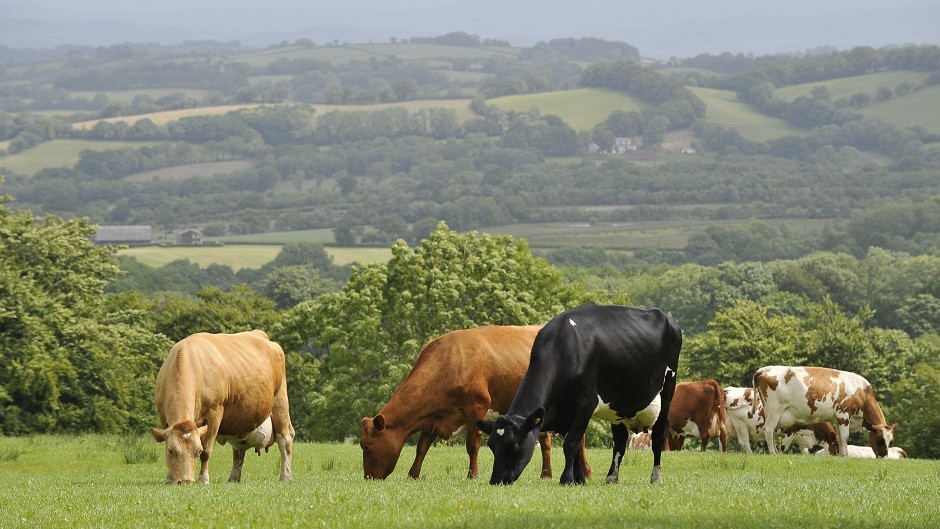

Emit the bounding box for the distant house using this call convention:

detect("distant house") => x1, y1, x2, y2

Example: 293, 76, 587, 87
176, 229, 203, 246
680, 148, 697, 155
95, 225, 152, 245
613, 137, 638, 154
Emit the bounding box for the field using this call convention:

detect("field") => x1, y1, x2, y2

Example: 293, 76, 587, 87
232, 43, 518, 68
118, 242, 391, 269
858, 84, 940, 134
0, 435, 936, 529
689, 87, 804, 142
0, 139, 166, 176
773, 71, 931, 103
488, 88, 649, 131
68, 88, 219, 104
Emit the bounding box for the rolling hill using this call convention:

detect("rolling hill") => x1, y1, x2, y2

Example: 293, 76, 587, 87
487, 88, 649, 131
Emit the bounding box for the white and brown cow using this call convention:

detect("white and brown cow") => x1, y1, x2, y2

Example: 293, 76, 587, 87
151, 330, 294, 484
666, 380, 728, 452
815, 445, 908, 459
724, 386, 838, 454
753, 366, 896, 457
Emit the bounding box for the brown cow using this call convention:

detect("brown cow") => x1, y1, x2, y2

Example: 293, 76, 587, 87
360, 325, 590, 480
754, 365, 896, 456
151, 330, 294, 484
666, 380, 728, 452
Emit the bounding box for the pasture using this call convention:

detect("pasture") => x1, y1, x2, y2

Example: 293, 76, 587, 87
689, 87, 804, 142
487, 88, 649, 131
772, 70, 931, 103
0, 435, 936, 529
0, 139, 166, 176
233, 43, 518, 68
118, 242, 392, 269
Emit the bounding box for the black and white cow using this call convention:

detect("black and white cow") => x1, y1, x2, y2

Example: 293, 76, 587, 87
477, 303, 682, 485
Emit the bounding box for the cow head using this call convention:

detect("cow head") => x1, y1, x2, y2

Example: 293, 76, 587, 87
477, 408, 543, 485
864, 421, 897, 458
360, 414, 400, 480
150, 421, 208, 484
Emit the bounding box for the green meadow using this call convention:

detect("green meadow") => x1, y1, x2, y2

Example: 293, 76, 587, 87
0, 435, 936, 529
858, 84, 940, 134
0, 139, 166, 176
118, 241, 392, 269
233, 43, 517, 68
690, 87, 804, 142
488, 88, 649, 131
772, 70, 931, 103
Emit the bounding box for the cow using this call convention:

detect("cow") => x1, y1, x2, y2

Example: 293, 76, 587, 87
780, 422, 838, 455
477, 303, 682, 485
666, 380, 728, 452
724, 386, 837, 454
360, 325, 590, 480
150, 330, 294, 484
629, 432, 652, 451
753, 366, 896, 457
815, 445, 908, 459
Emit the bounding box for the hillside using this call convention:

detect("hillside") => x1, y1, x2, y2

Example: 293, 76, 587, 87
689, 87, 803, 142
488, 88, 648, 131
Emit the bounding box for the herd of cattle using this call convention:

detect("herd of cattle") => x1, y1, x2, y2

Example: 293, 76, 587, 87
150, 303, 903, 485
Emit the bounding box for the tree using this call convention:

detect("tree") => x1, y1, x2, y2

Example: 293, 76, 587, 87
272, 222, 585, 440
0, 191, 172, 434
891, 363, 940, 459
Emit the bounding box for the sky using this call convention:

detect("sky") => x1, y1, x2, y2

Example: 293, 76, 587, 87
2, 0, 938, 58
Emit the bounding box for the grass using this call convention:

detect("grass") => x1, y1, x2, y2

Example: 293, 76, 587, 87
118, 241, 392, 269
233, 43, 518, 68
858, 84, 940, 134
488, 88, 649, 131
0, 139, 166, 176
0, 435, 936, 528
68, 88, 218, 104
690, 87, 804, 142
773, 70, 931, 103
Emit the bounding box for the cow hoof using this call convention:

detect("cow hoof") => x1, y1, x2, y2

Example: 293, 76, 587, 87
605, 476, 619, 485
650, 466, 663, 484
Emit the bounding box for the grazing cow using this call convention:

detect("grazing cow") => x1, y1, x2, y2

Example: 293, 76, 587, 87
754, 366, 896, 457
724, 386, 837, 454
780, 422, 838, 455
815, 445, 908, 459
629, 432, 652, 451
360, 325, 590, 480
151, 330, 294, 484
666, 380, 728, 452
478, 303, 681, 485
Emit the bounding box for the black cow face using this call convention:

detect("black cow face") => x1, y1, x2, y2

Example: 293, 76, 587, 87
477, 408, 543, 485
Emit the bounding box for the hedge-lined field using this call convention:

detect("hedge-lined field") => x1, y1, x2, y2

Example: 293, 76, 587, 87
1, 436, 936, 529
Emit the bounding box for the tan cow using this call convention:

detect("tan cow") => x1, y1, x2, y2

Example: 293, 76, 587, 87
361, 325, 590, 480
151, 330, 294, 484
666, 380, 728, 452
754, 365, 896, 457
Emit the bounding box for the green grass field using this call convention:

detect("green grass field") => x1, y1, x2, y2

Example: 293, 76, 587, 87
118, 242, 391, 269
488, 88, 649, 131
773, 70, 931, 103
0, 436, 936, 529
0, 139, 167, 176
234, 43, 518, 68
690, 87, 804, 142
68, 88, 219, 103
858, 84, 940, 134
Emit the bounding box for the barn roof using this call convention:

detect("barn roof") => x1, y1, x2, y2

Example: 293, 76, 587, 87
95, 225, 152, 243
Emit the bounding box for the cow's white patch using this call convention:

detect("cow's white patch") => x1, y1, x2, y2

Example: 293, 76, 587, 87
568, 318, 577, 327
594, 394, 661, 430
496, 428, 506, 436
182, 433, 191, 440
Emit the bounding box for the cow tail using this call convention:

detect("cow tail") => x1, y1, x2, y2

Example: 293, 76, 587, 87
751, 369, 763, 418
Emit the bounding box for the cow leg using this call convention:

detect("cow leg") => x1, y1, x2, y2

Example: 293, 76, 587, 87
605, 423, 629, 484
762, 409, 782, 455
651, 374, 677, 484
560, 411, 594, 485
197, 410, 223, 484
271, 386, 294, 482
580, 435, 592, 479
835, 420, 850, 456
408, 431, 437, 479
228, 447, 246, 483
537, 432, 553, 478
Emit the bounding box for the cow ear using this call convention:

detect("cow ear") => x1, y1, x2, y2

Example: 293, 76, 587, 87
197, 423, 209, 442
477, 420, 494, 435
525, 407, 545, 431
890, 422, 898, 432
863, 420, 875, 432
151, 427, 168, 443
374, 414, 386, 432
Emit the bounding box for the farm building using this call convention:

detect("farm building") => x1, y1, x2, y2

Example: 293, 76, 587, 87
176, 228, 203, 246
94, 225, 152, 245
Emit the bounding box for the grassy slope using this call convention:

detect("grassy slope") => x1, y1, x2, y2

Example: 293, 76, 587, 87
234, 43, 518, 68
690, 87, 804, 142
0, 436, 936, 529
118, 240, 391, 269
488, 88, 649, 131
773, 71, 931, 103
0, 139, 165, 176
858, 84, 940, 134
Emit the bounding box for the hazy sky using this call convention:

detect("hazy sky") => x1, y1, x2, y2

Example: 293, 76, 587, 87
3, 0, 937, 58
